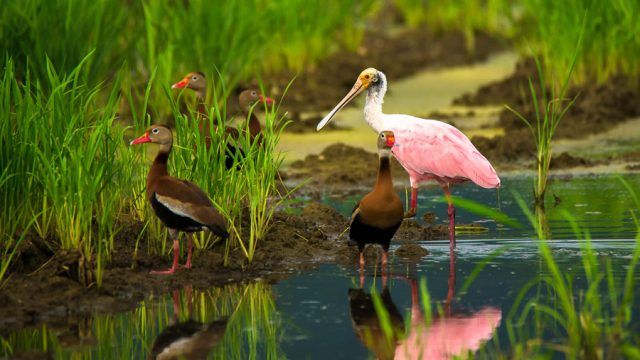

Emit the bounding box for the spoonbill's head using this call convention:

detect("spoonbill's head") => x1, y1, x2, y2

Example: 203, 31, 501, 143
130, 125, 173, 146
377, 131, 395, 150
171, 71, 206, 94
238, 89, 274, 111
316, 68, 381, 131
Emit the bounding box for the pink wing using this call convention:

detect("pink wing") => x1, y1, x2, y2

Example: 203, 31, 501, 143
386, 116, 500, 188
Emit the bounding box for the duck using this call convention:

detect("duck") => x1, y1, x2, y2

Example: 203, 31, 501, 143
130, 125, 229, 274
349, 131, 404, 272
237, 89, 274, 146
172, 72, 242, 170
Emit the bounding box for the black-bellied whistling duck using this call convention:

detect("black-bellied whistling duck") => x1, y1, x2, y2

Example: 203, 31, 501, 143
149, 287, 228, 359
348, 282, 404, 360
349, 131, 404, 272
172, 72, 242, 170
130, 125, 229, 275
237, 89, 274, 146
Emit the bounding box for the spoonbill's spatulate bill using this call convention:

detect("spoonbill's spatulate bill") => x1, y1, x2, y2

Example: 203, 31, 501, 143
130, 125, 229, 274
317, 68, 500, 250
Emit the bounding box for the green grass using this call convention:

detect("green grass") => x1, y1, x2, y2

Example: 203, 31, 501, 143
394, 0, 640, 86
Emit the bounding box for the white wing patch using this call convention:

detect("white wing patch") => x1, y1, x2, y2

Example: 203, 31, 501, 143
155, 193, 197, 220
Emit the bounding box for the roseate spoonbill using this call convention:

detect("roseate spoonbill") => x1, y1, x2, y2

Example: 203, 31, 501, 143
172, 72, 242, 170
317, 68, 500, 250
349, 131, 404, 273
130, 125, 229, 275
238, 89, 274, 146
395, 255, 502, 359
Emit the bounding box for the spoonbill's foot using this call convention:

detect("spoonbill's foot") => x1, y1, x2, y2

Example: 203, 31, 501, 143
179, 261, 192, 269
404, 208, 417, 218
150, 267, 179, 275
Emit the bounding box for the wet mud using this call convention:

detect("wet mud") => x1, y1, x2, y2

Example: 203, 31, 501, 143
455, 59, 640, 164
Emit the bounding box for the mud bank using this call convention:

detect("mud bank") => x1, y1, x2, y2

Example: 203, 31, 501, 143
0, 202, 438, 335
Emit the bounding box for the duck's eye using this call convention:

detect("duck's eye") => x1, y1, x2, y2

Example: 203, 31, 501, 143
251, 91, 257, 97
152, 128, 159, 134
192, 76, 198, 81
380, 134, 384, 138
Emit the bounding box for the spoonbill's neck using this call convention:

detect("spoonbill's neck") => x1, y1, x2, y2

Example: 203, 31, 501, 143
363, 76, 387, 132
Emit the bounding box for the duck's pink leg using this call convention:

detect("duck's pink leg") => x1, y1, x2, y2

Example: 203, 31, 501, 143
404, 187, 418, 218
359, 252, 365, 287
151, 239, 180, 275
182, 235, 194, 269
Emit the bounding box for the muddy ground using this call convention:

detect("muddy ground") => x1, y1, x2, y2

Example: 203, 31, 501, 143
0, 202, 442, 336
455, 58, 640, 165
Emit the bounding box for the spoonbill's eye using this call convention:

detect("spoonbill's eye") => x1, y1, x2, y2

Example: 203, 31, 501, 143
152, 128, 159, 134
364, 74, 370, 79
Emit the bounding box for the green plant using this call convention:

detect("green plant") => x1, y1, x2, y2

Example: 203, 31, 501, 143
506, 48, 580, 207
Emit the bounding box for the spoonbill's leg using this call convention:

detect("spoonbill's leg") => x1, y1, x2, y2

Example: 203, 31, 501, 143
443, 184, 456, 250
445, 250, 456, 317
404, 187, 418, 218
409, 278, 421, 323
182, 234, 194, 269
151, 236, 180, 275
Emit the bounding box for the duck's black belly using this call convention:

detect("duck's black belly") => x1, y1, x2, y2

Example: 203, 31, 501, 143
349, 214, 401, 252
151, 193, 204, 232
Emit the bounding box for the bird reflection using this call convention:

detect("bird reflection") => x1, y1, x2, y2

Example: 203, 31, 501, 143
349, 275, 405, 360
348, 252, 502, 359
149, 286, 228, 360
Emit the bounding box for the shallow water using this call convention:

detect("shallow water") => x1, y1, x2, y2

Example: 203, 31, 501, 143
3, 174, 639, 359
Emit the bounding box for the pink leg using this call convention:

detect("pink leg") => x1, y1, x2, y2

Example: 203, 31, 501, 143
151, 239, 180, 275
404, 187, 418, 218
359, 253, 365, 287
445, 250, 456, 317
381, 251, 389, 284
443, 184, 456, 250
181, 235, 194, 269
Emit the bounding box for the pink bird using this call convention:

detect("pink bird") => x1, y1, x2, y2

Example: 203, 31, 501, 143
316, 68, 500, 250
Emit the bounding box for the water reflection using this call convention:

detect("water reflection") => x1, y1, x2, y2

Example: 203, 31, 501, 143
149, 287, 228, 360
2, 282, 281, 359
348, 252, 502, 359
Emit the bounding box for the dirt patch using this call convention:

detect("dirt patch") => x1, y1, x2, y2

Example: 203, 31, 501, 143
257, 29, 503, 132
455, 58, 640, 165
285, 143, 409, 192
395, 244, 430, 260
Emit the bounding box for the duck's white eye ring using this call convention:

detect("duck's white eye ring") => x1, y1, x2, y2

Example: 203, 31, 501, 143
192, 76, 198, 80
152, 128, 160, 134
380, 134, 384, 138
251, 91, 257, 96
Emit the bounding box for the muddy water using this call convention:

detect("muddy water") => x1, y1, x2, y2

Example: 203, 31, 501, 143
3, 174, 639, 359
278, 52, 518, 164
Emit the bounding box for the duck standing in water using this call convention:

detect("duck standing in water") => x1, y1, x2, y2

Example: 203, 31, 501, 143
237, 89, 274, 146
350, 131, 404, 272
172, 72, 242, 169
130, 125, 229, 274
317, 68, 500, 250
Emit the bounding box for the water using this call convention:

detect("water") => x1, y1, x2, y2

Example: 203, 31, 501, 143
3, 174, 639, 359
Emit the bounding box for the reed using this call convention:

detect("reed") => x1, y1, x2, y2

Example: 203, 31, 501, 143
506, 50, 579, 207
